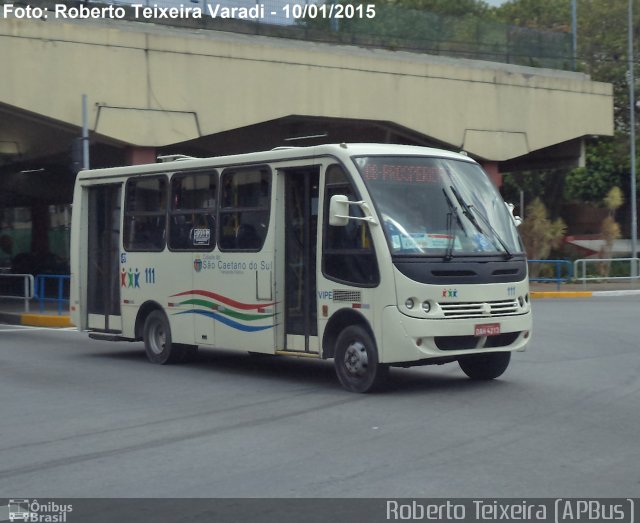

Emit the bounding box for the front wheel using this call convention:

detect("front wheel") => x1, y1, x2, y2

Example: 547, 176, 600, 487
334, 325, 388, 393
143, 310, 184, 364
458, 351, 511, 380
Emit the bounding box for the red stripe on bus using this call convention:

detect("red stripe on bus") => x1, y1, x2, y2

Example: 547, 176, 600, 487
171, 290, 276, 310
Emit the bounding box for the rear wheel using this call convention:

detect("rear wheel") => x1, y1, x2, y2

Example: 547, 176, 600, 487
334, 325, 388, 393
458, 351, 511, 380
143, 310, 184, 364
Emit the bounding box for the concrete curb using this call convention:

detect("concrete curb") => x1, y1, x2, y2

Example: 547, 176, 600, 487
0, 312, 74, 328
531, 290, 640, 299
531, 291, 592, 299
592, 290, 640, 297
20, 314, 74, 328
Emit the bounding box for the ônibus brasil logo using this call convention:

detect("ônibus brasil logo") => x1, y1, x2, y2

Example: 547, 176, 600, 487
6, 499, 73, 522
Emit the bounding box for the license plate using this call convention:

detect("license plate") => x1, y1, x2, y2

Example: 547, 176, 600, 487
474, 323, 500, 336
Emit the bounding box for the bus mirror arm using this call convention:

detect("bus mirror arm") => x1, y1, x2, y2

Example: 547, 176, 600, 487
329, 195, 378, 226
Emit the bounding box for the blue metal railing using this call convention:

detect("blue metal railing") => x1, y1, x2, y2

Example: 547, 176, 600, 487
34, 274, 70, 316
528, 259, 573, 290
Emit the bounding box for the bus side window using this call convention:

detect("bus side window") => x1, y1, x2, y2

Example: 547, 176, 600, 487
323, 165, 379, 286
169, 172, 217, 251
219, 167, 271, 251
123, 176, 167, 252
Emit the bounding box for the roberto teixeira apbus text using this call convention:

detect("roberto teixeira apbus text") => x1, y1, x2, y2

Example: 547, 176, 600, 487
385, 499, 635, 522
2, 2, 377, 21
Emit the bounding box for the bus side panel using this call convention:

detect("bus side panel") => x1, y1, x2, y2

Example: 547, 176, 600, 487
119, 251, 196, 345
208, 250, 276, 353
69, 183, 86, 330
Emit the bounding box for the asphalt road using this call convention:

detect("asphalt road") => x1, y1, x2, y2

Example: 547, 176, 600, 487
0, 297, 639, 499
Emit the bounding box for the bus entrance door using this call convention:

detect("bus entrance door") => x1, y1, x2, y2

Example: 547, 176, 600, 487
283, 168, 320, 353
86, 184, 122, 332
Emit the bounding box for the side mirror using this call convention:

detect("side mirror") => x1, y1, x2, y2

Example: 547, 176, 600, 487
329, 194, 350, 226
505, 202, 522, 227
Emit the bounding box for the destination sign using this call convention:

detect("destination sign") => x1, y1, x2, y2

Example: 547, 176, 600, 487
361, 162, 444, 184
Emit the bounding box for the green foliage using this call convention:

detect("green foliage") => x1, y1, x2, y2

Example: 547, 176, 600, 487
573, 1, 637, 131
496, 0, 638, 217
299, 0, 570, 67
598, 187, 624, 276
564, 168, 617, 205
519, 198, 566, 271
502, 170, 566, 218
381, 0, 491, 17
494, 0, 571, 31
302, 0, 637, 213
563, 137, 629, 204
601, 215, 621, 244
604, 186, 624, 213
598, 215, 621, 276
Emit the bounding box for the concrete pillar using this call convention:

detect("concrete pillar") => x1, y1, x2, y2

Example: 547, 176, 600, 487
481, 161, 502, 188
125, 146, 156, 166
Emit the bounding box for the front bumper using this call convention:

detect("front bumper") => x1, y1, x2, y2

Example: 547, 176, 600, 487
380, 305, 532, 364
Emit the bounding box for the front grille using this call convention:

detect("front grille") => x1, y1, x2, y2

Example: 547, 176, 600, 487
435, 331, 521, 351
438, 299, 519, 319
333, 290, 361, 303
435, 336, 479, 350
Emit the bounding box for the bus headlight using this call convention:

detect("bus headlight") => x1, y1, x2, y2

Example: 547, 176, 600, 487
405, 298, 415, 310
518, 296, 525, 307
421, 300, 432, 313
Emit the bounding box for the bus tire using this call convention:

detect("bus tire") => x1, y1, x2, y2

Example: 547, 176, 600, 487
143, 310, 183, 364
334, 325, 388, 393
458, 351, 511, 380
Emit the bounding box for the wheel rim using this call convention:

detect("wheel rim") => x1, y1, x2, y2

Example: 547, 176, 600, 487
148, 320, 166, 355
343, 340, 369, 378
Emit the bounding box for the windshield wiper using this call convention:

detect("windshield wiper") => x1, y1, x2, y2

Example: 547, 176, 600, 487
468, 203, 514, 259
441, 188, 459, 261
448, 185, 513, 259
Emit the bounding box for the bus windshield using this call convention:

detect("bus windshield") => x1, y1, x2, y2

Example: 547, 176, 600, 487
353, 155, 523, 257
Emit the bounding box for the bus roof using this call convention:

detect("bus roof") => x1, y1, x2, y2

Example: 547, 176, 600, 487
76, 143, 477, 180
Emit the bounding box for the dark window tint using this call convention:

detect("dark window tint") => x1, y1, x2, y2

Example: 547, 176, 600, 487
169, 172, 217, 251
323, 165, 379, 286
123, 177, 167, 251
219, 168, 271, 251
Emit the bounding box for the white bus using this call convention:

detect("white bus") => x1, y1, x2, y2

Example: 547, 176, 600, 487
70, 144, 532, 392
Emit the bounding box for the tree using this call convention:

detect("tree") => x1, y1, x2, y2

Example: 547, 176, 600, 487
380, 0, 491, 17
302, 0, 637, 217
519, 198, 566, 274
563, 136, 629, 204
502, 169, 567, 219
496, 0, 639, 230
598, 186, 624, 275
494, 0, 571, 32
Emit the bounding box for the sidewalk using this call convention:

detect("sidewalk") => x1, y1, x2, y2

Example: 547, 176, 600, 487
530, 280, 640, 298
0, 299, 73, 328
